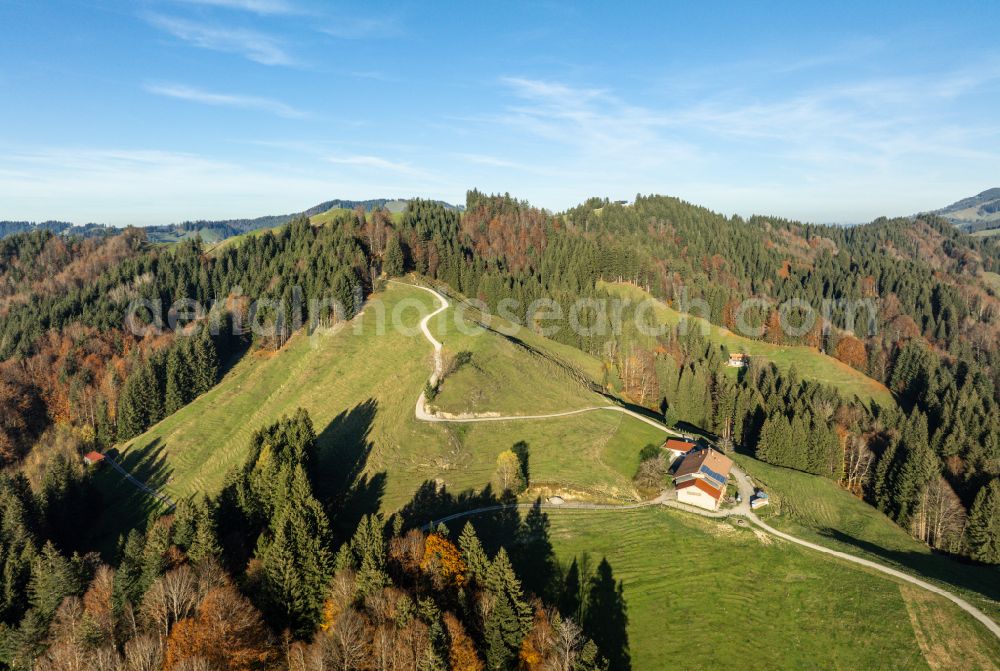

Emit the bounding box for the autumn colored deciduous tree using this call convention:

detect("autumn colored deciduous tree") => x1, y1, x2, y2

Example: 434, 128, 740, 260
421, 533, 467, 590
494, 450, 524, 493
164, 585, 274, 671
445, 613, 483, 671
834, 335, 867, 371
764, 310, 783, 345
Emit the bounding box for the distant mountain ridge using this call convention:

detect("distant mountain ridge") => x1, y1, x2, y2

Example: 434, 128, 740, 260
0, 197, 463, 243
933, 188, 1000, 233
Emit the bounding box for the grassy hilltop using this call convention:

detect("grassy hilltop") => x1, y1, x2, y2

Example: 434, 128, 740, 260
92, 281, 664, 547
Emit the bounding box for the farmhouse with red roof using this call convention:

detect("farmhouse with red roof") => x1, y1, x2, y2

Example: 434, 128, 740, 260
673, 448, 733, 511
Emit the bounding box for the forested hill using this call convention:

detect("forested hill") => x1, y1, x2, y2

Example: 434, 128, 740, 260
0, 197, 462, 245
0, 190, 999, 668
0, 220, 114, 239
392, 191, 1000, 561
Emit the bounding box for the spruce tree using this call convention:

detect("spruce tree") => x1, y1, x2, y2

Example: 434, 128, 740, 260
353, 514, 389, 598
171, 498, 197, 549
0, 475, 38, 624
112, 529, 146, 610
756, 412, 790, 466
116, 372, 146, 441
164, 346, 185, 415
188, 497, 222, 563
966, 479, 1000, 564
384, 234, 405, 277
331, 269, 357, 320
483, 549, 531, 670
890, 412, 937, 527
256, 464, 332, 636
192, 328, 219, 394
140, 518, 171, 594
458, 522, 488, 581
788, 414, 809, 471
27, 542, 82, 620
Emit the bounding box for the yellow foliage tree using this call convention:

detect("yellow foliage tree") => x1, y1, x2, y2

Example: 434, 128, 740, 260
494, 450, 524, 492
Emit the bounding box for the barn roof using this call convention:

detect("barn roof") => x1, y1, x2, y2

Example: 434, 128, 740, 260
676, 478, 723, 499
674, 447, 733, 481
664, 439, 697, 453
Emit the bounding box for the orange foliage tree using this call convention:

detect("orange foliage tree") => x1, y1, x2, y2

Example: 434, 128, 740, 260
420, 533, 467, 590
834, 335, 868, 371
765, 310, 784, 345
164, 585, 275, 671
444, 613, 483, 671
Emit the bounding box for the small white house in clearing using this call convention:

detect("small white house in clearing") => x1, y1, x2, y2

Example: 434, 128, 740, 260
673, 448, 733, 511
727, 352, 748, 368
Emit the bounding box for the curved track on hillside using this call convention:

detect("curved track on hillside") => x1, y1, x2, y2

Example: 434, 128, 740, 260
398, 279, 1000, 642
394, 279, 687, 434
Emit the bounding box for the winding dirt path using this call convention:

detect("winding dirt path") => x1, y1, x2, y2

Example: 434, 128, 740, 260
396, 279, 687, 434
397, 278, 1000, 642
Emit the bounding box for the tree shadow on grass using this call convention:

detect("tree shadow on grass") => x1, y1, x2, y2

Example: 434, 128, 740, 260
818, 527, 1000, 607
109, 438, 173, 492
85, 438, 173, 560
583, 557, 631, 671
314, 399, 386, 539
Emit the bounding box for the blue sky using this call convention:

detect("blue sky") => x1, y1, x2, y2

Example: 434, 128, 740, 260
1, 0, 998, 225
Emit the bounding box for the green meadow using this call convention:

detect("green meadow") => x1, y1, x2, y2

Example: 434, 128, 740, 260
477, 506, 1000, 670
601, 281, 896, 407
88, 280, 1000, 668
91, 281, 664, 551
735, 453, 1000, 626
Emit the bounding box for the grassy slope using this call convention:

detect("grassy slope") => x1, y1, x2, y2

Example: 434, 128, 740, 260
601, 281, 895, 407
308, 207, 353, 226
203, 223, 282, 254
91, 281, 663, 550
90, 279, 1000, 664
427, 290, 609, 416
498, 507, 1000, 671
734, 453, 1000, 626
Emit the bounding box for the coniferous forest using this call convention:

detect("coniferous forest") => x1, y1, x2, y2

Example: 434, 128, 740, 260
0, 191, 999, 668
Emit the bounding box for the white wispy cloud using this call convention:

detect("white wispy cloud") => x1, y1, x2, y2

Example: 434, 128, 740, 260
462, 64, 1000, 219
144, 82, 307, 118
321, 15, 402, 39
146, 13, 296, 65
325, 154, 426, 176
495, 64, 1000, 171
171, 0, 299, 15
497, 76, 694, 166
453, 153, 526, 169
